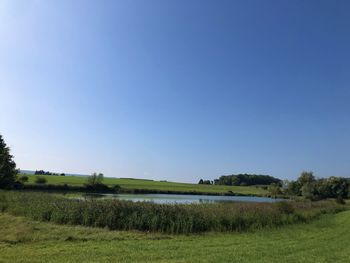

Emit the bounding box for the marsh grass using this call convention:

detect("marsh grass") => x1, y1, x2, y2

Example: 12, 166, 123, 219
0, 191, 346, 234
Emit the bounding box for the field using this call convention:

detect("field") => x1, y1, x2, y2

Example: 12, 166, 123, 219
24, 174, 267, 196
0, 209, 349, 262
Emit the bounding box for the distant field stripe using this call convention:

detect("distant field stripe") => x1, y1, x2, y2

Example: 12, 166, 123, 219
25, 174, 267, 196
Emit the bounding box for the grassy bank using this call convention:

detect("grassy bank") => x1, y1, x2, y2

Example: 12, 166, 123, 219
0, 191, 346, 234
24, 174, 267, 196
0, 210, 350, 262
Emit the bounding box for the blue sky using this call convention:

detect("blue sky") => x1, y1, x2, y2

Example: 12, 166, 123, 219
1, 0, 349, 182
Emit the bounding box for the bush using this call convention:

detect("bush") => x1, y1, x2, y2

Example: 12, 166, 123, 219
301, 183, 316, 200
112, 185, 121, 193
35, 176, 47, 184
336, 196, 346, 204
18, 175, 29, 183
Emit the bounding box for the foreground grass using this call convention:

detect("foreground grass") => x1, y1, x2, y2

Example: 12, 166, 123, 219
0, 210, 350, 263
1, 191, 344, 234
25, 174, 267, 196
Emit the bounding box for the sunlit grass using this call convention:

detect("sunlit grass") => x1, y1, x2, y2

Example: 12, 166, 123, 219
25, 174, 268, 195
1, 210, 350, 262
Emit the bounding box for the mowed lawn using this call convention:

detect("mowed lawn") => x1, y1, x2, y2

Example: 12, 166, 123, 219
0, 210, 349, 263
25, 174, 267, 196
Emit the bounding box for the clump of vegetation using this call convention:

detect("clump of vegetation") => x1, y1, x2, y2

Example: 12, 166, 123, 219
0, 135, 17, 189
286, 171, 349, 202
0, 191, 346, 234
267, 183, 282, 198
87, 172, 104, 186
213, 174, 281, 186
84, 173, 115, 192
18, 175, 29, 183
35, 176, 47, 184
198, 179, 212, 185
34, 170, 65, 176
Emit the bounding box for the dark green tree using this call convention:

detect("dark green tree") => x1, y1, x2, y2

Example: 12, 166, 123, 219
324, 177, 348, 199
286, 181, 302, 196
0, 134, 17, 189
215, 174, 281, 186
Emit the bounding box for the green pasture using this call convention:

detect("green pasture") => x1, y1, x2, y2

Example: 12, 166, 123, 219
25, 174, 267, 195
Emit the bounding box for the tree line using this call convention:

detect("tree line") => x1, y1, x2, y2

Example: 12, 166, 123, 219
284, 171, 349, 202
199, 174, 281, 186
34, 170, 65, 176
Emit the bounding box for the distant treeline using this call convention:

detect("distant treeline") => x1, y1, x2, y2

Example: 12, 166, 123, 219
199, 174, 281, 186
35, 170, 65, 176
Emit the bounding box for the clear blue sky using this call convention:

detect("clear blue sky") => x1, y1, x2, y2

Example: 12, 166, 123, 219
1, 0, 349, 182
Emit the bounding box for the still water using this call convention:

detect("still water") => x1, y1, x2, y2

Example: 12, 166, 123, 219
79, 193, 282, 204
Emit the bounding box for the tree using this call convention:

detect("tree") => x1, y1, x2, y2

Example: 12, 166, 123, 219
286, 181, 302, 196
198, 179, 204, 184
297, 171, 315, 185
268, 183, 281, 198
87, 172, 104, 186
320, 177, 349, 199
203, 180, 211, 185
301, 182, 315, 200
0, 134, 17, 189
215, 174, 281, 186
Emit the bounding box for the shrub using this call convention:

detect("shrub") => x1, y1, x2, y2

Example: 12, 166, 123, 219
336, 196, 345, 204
35, 176, 47, 184
18, 175, 29, 183
112, 185, 121, 193
301, 183, 316, 200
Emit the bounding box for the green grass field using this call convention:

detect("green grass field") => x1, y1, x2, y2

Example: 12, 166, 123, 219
0, 210, 349, 263
25, 174, 267, 196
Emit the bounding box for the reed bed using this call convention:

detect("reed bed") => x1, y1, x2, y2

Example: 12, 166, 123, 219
0, 191, 345, 234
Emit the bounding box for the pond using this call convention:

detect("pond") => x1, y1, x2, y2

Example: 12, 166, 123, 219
76, 193, 282, 204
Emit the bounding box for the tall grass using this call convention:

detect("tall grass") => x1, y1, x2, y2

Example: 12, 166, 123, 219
0, 191, 346, 234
